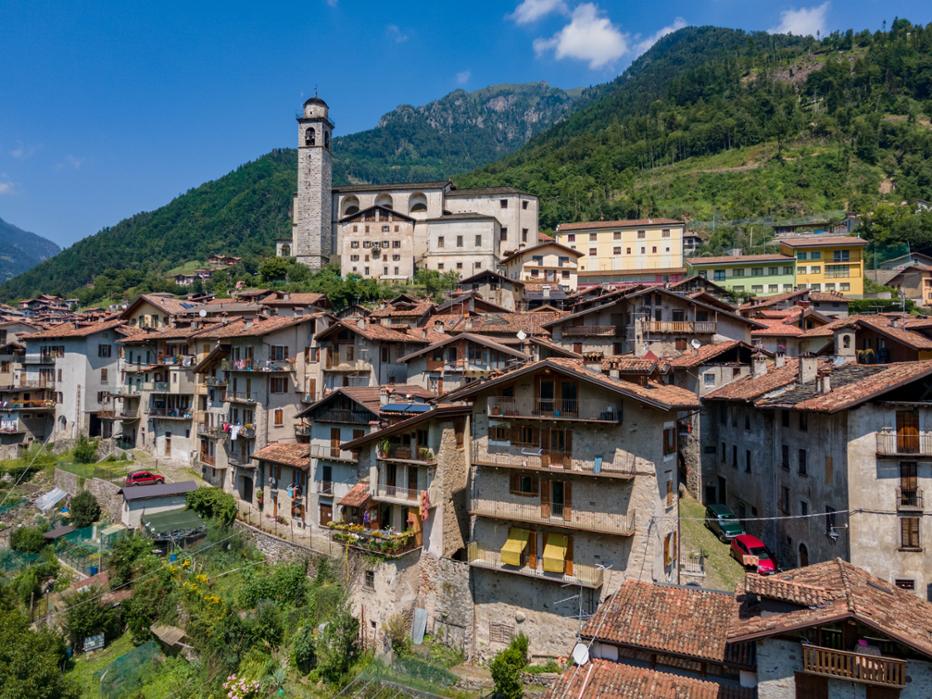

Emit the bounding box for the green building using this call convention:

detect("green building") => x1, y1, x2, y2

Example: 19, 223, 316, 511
687, 253, 796, 297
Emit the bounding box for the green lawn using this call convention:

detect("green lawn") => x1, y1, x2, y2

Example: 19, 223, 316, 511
679, 492, 745, 592
59, 459, 134, 482
66, 633, 136, 698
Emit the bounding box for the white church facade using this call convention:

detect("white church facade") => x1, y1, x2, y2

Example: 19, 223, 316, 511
278, 96, 542, 281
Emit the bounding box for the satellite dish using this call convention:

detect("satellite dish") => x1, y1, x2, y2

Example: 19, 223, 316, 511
690, 339, 702, 349
572, 643, 590, 666
199, 309, 207, 318
516, 330, 528, 341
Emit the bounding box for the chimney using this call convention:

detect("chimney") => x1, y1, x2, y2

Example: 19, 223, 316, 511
434, 320, 445, 334
752, 353, 768, 377
775, 352, 786, 368
817, 367, 832, 394
356, 316, 367, 329
798, 355, 818, 384
379, 387, 391, 406
464, 318, 473, 331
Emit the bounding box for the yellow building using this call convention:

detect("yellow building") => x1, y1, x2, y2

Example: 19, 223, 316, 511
553, 218, 686, 284
778, 236, 867, 297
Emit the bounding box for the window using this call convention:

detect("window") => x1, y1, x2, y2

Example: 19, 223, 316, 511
751, 285, 763, 293
900, 516, 921, 550
825, 506, 836, 537
392, 240, 401, 248
798, 449, 808, 476
895, 579, 916, 590
751, 268, 764, 277
703, 373, 715, 386
437, 236, 444, 248
98, 344, 111, 358
381, 225, 389, 233
732, 445, 738, 469
510, 473, 539, 496
567, 233, 575, 242
781, 444, 789, 471
522, 200, 528, 210
810, 251, 821, 260
392, 254, 400, 261
663, 425, 676, 456
522, 228, 528, 242
613, 231, 621, 240
810, 266, 821, 275
499, 228, 507, 241
721, 442, 726, 463
745, 449, 751, 473
273, 408, 283, 427
733, 268, 745, 278
769, 284, 778, 292
744, 414, 751, 431
768, 266, 779, 276
783, 266, 794, 276
270, 345, 288, 361
840, 283, 850, 291
613, 247, 621, 255
652, 246, 657, 253
800, 500, 809, 516
824, 455, 833, 484
100, 368, 108, 382
797, 251, 808, 260
270, 377, 288, 393
456, 262, 463, 270
833, 249, 850, 262
589, 233, 597, 241
589, 248, 597, 256
799, 412, 808, 431
456, 235, 463, 248
350, 240, 359, 248
626, 248, 631, 254
437, 263, 444, 270
490, 426, 509, 442
475, 235, 482, 247
662, 228, 670, 238
365, 570, 375, 589
713, 270, 726, 281
637, 230, 646, 239
500, 199, 508, 209
781, 487, 790, 514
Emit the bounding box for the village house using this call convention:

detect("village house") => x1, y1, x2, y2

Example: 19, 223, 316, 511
455, 270, 523, 312
779, 235, 868, 296
688, 253, 797, 297
443, 357, 699, 658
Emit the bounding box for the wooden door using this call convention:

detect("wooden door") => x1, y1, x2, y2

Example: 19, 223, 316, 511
897, 410, 919, 453
330, 427, 341, 457
866, 686, 901, 699
565, 535, 574, 576
540, 478, 551, 518
794, 673, 828, 699
307, 378, 316, 401
407, 466, 419, 495
527, 531, 537, 568
563, 481, 572, 522
319, 503, 333, 526
538, 378, 555, 415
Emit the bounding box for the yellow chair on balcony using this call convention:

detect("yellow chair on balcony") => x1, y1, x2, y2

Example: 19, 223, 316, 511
542, 533, 568, 574
500, 528, 530, 567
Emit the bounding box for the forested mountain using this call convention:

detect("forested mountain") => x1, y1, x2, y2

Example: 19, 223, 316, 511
0, 217, 60, 281
457, 22, 932, 251
0, 84, 579, 303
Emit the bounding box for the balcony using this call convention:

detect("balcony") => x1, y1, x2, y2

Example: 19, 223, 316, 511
159, 354, 196, 367
377, 445, 437, 466
111, 385, 142, 397
148, 409, 193, 420
473, 444, 638, 479
562, 325, 618, 337
487, 397, 621, 424
643, 320, 717, 334
18, 380, 54, 390
896, 487, 923, 510
324, 357, 371, 372
801, 644, 906, 688
225, 358, 295, 373
0, 399, 55, 411
425, 358, 499, 375
467, 542, 604, 589
119, 410, 140, 421
236, 426, 256, 439
325, 522, 420, 558
225, 391, 259, 404
372, 482, 437, 507
316, 480, 334, 495
313, 408, 372, 424
198, 423, 225, 439
876, 431, 932, 457
199, 452, 216, 466
309, 443, 357, 463
24, 353, 59, 365
294, 422, 311, 437
0, 421, 24, 434
143, 381, 170, 392
204, 376, 228, 388
471, 498, 636, 536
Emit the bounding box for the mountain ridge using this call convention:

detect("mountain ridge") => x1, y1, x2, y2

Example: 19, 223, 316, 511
0, 217, 61, 282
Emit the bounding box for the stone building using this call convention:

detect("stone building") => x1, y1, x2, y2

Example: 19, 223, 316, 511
445, 358, 700, 658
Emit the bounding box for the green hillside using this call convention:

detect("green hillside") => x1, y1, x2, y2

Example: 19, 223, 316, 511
0, 83, 578, 303
457, 22, 932, 248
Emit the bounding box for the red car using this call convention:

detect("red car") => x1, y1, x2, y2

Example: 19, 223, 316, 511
730, 534, 777, 575
124, 470, 165, 487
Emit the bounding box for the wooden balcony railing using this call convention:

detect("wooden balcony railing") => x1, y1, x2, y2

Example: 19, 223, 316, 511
562, 325, 618, 337
473, 445, 638, 479
801, 644, 906, 688
309, 444, 357, 463
199, 452, 216, 466
377, 445, 437, 465
486, 397, 621, 423
643, 320, 717, 334
896, 487, 923, 510
876, 431, 932, 457
467, 542, 604, 588
324, 357, 371, 371
471, 499, 636, 536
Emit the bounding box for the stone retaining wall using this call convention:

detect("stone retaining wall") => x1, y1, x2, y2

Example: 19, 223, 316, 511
53, 468, 122, 522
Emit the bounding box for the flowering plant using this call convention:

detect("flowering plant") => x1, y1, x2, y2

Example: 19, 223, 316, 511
223, 674, 261, 699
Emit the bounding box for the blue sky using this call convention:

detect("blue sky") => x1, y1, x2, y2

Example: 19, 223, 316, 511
1, 0, 929, 248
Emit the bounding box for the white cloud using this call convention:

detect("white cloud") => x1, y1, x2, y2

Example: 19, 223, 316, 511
0, 179, 14, 195
324, 0, 337, 6
55, 155, 83, 171
9, 142, 38, 160
509, 0, 567, 25
385, 24, 409, 44
533, 3, 628, 70
634, 17, 687, 57
456, 70, 471, 85
769, 2, 829, 36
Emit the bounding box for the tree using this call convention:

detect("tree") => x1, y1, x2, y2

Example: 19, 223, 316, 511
69, 490, 101, 528
292, 623, 317, 674
108, 532, 153, 587
0, 609, 78, 699
185, 487, 236, 526
490, 634, 528, 699
72, 436, 98, 464
63, 589, 123, 649
10, 526, 47, 553
314, 607, 359, 682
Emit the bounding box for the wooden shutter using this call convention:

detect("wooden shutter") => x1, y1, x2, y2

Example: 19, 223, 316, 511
509, 473, 520, 494
565, 429, 573, 463
540, 479, 551, 518
563, 481, 572, 521
308, 378, 316, 400
824, 455, 833, 484
897, 410, 920, 453
565, 535, 573, 576
527, 531, 537, 568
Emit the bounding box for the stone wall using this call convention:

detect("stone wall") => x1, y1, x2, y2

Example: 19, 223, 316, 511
54, 469, 122, 522
416, 553, 473, 655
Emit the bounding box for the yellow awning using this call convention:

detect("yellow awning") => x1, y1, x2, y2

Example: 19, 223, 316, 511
542, 533, 568, 573
500, 528, 530, 567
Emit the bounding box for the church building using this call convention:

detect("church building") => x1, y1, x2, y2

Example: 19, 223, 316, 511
278, 96, 543, 282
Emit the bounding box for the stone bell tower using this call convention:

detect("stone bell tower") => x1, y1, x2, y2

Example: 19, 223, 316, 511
288, 95, 333, 269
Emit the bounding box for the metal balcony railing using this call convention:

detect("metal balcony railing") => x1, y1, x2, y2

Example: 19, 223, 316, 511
198, 423, 225, 439
377, 445, 437, 465
486, 397, 621, 423
876, 431, 932, 457
225, 391, 259, 404
467, 542, 604, 588
0, 399, 55, 410
373, 483, 422, 504
801, 644, 906, 688
312, 408, 372, 424
471, 498, 636, 536
0, 421, 24, 434
204, 376, 228, 388
896, 487, 923, 510
294, 422, 311, 436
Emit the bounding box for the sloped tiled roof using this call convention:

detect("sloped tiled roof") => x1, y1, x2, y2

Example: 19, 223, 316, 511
24, 318, 127, 339
252, 442, 310, 469
582, 580, 739, 663
557, 218, 683, 232
704, 359, 800, 401
667, 341, 741, 368
258, 292, 327, 306
687, 253, 794, 265
787, 360, 932, 413
200, 315, 316, 339
546, 660, 752, 699
778, 235, 868, 247
426, 311, 565, 336
339, 481, 371, 508
396, 332, 528, 363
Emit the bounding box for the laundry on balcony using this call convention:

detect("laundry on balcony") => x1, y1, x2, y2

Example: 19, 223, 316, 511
500, 527, 530, 567
542, 533, 568, 573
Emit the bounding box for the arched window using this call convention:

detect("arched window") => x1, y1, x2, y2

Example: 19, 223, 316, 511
408, 192, 428, 214
798, 543, 809, 567
305, 127, 316, 146
341, 195, 360, 217
843, 334, 851, 349
281, 244, 291, 257
375, 193, 394, 210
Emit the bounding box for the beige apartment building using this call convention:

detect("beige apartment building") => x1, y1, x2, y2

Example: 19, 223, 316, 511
500, 241, 582, 293
554, 218, 686, 284
339, 205, 417, 282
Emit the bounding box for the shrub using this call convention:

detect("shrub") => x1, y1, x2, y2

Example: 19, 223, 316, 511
108, 532, 153, 587
490, 633, 529, 699
186, 487, 236, 526
237, 562, 308, 609
292, 623, 317, 674
247, 600, 283, 649
10, 525, 47, 553
70, 490, 101, 528
315, 607, 359, 682
72, 436, 98, 464
63, 588, 123, 648
383, 614, 410, 655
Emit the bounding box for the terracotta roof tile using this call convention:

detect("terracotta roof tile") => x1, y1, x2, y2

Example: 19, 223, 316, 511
557, 218, 683, 232
778, 235, 868, 247
200, 315, 316, 340
582, 581, 739, 663
547, 660, 752, 699
687, 253, 794, 265
667, 341, 740, 368
24, 318, 126, 339
252, 442, 309, 469
789, 360, 932, 413
705, 359, 800, 401
339, 481, 371, 508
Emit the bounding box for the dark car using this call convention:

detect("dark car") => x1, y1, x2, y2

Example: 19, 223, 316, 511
124, 470, 165, 487
730, 534, 777, 575
704, 504, 745, 542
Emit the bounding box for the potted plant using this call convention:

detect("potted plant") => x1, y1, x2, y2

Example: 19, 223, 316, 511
418, 446, 434, 461
378, 438, 392, 458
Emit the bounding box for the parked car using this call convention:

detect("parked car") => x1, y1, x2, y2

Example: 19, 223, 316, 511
704, 504, 745, 542
730, 534, 777, 575
125, 470, 165, 487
